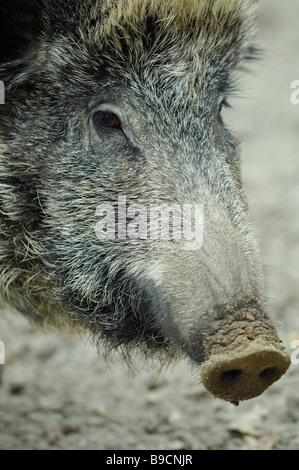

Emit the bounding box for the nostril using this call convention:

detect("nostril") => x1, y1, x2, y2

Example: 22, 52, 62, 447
200, 346, 291, 403
222, 369, 242, 384
259, 367, 277, 379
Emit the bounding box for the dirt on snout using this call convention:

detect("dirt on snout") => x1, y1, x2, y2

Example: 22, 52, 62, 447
1, 0, 299, 450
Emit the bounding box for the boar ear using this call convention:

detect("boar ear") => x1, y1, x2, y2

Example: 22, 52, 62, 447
0, 0, 43, 66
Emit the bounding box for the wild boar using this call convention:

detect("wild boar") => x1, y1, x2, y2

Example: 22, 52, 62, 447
0, 0, 290, 403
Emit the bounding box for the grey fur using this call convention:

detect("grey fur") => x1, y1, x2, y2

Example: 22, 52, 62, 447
0, 0, 288, 382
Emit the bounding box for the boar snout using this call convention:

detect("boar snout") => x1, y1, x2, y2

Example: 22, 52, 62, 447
184, 301, 291, 404
200, 345, 290, 405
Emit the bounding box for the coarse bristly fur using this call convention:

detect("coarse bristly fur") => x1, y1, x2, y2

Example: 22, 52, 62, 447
0, 0, 282, 371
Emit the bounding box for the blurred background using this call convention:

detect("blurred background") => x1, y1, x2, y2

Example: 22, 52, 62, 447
0, 0, 299, 450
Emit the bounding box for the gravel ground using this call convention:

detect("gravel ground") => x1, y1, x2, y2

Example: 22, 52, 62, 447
1, 0, 299, 450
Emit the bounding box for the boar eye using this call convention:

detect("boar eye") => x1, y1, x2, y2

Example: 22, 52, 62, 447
218, 101, 224, 116
218, 99, 231, 116
94, 112, 122, 131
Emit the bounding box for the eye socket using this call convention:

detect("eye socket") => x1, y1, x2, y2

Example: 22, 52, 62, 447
94, 111, 122, 130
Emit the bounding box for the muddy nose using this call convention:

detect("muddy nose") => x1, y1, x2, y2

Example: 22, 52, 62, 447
200, 344, 291, 405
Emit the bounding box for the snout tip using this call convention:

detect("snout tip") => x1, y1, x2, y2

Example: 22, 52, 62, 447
200, 344, 291, 405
